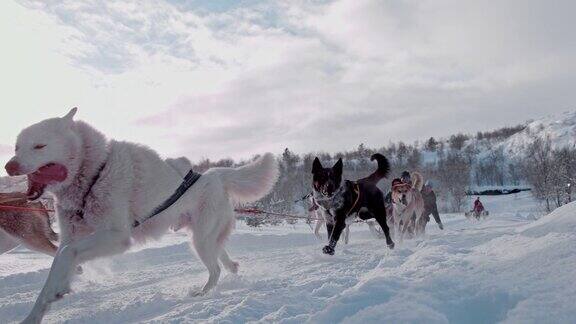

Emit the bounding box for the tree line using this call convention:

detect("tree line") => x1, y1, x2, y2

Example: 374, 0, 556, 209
190, 125, 575, 226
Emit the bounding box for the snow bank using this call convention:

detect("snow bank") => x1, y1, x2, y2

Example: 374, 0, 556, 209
519, 200, 576, 237
310, 201, 576, 323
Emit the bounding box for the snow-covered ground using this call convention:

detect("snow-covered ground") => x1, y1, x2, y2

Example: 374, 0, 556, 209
1, 191, 575, 323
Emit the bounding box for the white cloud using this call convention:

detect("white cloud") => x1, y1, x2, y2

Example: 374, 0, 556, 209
1, 0, 575, 173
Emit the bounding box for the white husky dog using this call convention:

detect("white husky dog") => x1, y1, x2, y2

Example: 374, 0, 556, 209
4, 108, 279, 323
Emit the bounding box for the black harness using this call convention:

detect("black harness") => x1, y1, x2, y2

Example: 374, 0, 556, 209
132, 169, 202, 228
74, 163, 202, 228
75, 163, 107, 219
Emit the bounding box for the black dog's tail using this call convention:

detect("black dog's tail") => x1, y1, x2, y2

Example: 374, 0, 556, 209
359, 153, 390, 185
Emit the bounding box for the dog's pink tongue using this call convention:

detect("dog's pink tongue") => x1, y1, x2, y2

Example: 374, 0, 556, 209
29, 164, 68, 184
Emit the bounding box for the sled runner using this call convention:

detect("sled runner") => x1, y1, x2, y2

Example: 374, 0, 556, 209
465, 210, 489, 220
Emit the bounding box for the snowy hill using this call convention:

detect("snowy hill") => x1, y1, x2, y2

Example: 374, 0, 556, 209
2, 192, 575, 323
500, 111, 576, 157
431, 110, 576, 162
417, 110, 576, 159
414, 110, 576, 190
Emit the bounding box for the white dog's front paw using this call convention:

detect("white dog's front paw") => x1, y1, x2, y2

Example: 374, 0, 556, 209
46, 285, 71, 303
43, 275, 72, 303
21, 311, 42, 324
228, 261, 239, 275
54, 288, 71, 300
188, 288, 207, 297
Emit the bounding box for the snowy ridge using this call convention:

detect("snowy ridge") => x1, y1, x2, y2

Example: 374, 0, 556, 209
418, 110, 576, 163
499, 110, 576, 157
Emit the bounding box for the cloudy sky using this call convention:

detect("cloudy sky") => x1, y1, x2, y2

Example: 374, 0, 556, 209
1, 0, 575, 170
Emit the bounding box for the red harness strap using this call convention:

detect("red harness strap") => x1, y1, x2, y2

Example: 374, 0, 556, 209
0, 204, 54, 213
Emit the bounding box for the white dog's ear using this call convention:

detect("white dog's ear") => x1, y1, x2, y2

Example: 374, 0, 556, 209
61, 107, 78, 127
62, 107, 78, 122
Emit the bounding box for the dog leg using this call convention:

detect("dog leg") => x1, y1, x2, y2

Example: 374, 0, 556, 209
219, 248, 239, 274
400, 219, 410, 241
343, 225, 350, 245
431, 210, 443, 229
314, 220, 324, 240
417, 210, 427, 235
392, 202, 408, 241
325, 222, 334, 241
191, 235, 221, 296
22, 219, 131, 323
414, 203, 427, 236
408, 213, 417, 238
323, 216, 346, 255
373, 206, 394, 249
400, 202, 418, 240
395, 209, 407, 242
393, 216, 401, 241
396, 217, 405, 242
367, 221, 380, 239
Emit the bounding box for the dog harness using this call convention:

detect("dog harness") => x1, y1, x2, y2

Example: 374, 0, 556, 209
132, 169, 202, 228
347, 184, 361, 217
75, 162, 107, 219
325, 183, 361, 251
314, 183, 361, 216
68, 160, 202, 228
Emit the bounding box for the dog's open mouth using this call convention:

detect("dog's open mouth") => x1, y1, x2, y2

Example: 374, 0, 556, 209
26, 163, 68, 200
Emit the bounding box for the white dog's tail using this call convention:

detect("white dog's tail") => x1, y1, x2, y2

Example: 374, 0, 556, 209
412, 172, 424, 191
217, 153, 279, 204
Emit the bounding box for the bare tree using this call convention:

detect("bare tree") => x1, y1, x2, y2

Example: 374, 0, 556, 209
449, 133, 469, 151
437, 152, 471, 212
521, 136, 554, 211
425, 137, 438, 152
407, 147, 422, 171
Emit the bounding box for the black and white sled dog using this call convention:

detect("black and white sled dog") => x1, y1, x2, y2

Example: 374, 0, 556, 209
4, 108, 279, 323
311, 154, 395, 255
310, 196, 350, 244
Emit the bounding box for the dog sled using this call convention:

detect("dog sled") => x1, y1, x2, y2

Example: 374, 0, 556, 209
466, 197, 488, 220
465, 210, 489, 220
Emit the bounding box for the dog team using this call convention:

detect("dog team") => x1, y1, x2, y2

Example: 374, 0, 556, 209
0, 109, 441, 323
309, 155, 444, 254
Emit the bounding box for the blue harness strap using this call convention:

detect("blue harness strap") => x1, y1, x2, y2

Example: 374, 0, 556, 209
132, 169, 202, 228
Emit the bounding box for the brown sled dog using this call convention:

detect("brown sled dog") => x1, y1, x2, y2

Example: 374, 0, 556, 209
391, 172, 426, 238
0, 192, 58, 256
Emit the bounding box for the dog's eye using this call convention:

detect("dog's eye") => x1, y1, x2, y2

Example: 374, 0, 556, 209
34, 144, 47, 150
